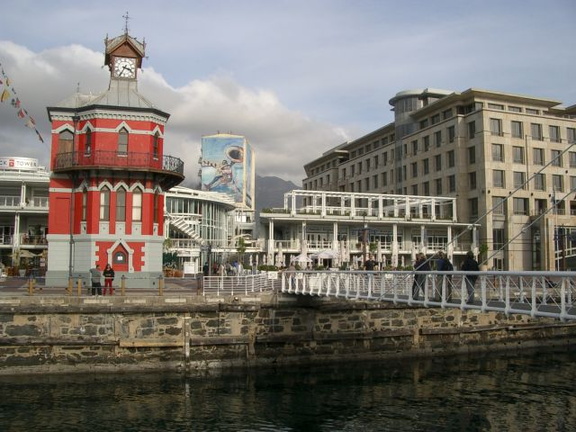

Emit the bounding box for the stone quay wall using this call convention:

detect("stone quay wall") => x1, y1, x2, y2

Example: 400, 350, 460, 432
0, 293, 575, 375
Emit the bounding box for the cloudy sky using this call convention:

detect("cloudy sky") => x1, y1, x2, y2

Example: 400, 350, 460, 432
1, 0, 575, 185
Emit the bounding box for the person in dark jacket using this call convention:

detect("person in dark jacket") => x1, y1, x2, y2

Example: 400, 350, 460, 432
102, 264, 115, 296
436, 251, 454, 301
412, 253, 430, 300
461, 251, 480, 303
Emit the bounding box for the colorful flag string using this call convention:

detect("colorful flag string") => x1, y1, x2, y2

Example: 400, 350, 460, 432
0, 61, 45, 143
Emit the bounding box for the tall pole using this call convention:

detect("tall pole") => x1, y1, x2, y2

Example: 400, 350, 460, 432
68, 114, 80, 281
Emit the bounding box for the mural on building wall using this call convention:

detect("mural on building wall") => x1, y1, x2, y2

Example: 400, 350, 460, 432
200, 135, 254, 209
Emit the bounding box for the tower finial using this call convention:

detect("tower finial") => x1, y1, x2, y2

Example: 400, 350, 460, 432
122, 11, 130, 34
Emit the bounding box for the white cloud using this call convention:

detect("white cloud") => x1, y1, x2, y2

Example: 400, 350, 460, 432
0, 42, 349, 184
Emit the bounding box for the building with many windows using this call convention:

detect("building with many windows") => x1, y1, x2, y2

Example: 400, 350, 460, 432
0, 157, 49, 275
303, 88, 576, 270
45, 30, 184, 287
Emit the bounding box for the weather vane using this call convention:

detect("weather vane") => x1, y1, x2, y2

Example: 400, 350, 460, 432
122, 11, 130, 34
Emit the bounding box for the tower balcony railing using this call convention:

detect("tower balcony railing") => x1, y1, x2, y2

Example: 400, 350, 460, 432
53, 150, 184, 176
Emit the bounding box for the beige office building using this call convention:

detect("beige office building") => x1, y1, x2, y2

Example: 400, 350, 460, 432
303, 88, 576, 271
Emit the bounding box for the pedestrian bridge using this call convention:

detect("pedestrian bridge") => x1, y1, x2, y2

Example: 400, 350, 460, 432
276, 270, 576, 322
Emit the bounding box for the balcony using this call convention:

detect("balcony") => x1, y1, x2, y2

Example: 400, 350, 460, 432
53, 150, 184, 188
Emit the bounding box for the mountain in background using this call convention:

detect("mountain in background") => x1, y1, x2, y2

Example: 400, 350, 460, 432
255, 175, 299, 213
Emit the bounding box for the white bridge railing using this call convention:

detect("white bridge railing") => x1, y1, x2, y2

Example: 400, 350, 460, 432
280, 270, 576, 321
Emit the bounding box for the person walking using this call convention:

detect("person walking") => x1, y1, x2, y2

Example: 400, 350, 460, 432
412, 253, 430, 300
89, 264, 102, 296
102, 264, 115, 296
461, 251, 480, 303
436, 251, 454, 301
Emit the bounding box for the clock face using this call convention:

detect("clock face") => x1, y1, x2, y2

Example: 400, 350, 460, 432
113, 57, 136, 78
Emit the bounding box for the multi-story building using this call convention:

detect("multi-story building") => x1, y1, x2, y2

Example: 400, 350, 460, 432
303, 88, 576, 270
45, 29, 184, 287
259, 189, 477, 269
0, 157, 49, 275
165, 186, 261, 274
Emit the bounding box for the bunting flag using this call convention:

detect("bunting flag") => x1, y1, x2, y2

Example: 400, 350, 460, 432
0, 61, 45, 143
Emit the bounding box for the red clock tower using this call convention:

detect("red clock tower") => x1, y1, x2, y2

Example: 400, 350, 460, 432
45, 30, 184, 288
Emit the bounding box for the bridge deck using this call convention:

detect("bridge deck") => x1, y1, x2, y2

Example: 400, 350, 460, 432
280, 270, 576, 321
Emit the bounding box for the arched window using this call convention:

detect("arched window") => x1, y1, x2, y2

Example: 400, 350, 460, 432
85, 129, 92, 154
153, 132, 160, 159
116, 187, 126, 222
113, 250, 127, 265
153, 191, 160, 224
118, 128, 128, 155
132, 188, 142, 222
58, 130, 74, 153
81, 188, 88, 221
100, 186, 110, 221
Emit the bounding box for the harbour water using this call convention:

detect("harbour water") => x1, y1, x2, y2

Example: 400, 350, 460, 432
0, 346, 575, 431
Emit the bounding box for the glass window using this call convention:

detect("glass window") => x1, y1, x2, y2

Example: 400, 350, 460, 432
153, 132, 160, 158
468, 147, 476, 164
116, 187, 126, 222
467, 121, 476, 139
132, 188, 142, 222
513, 198, 528, 215
58, 130, 73, 153
448, 175, 456, 192
490, 118, 502, 136
534, 173, 545, 191
153, 192, 160, 224
493, 170, 505, 188
82, 189, 87, 221
531, 123, 543, 140
569, 152, 576, 168
422, 159, 429, 175
513, 171, 526, 189
551, 150, 562, 167
492, 196, 506, 215
435, 178, 442, 195
553, 175, 564, 192
469, 172, 477, 190
513, 146, 524, 164
568, 128, 576, 144
492, 144, 504, 162
493, 228, 505, 249
411, 162, 418, 178
447, 150, 455, 168
533, 148, 544, 165
435, 155, 442, 171
85, 129, 92, 154
113, 251, 126, 265
469, 198, 478, 219
434, 131, 442, 147
511, 121, 523, 138
549, 126, 560, 143
423, 136, 430, 151
118, 128, 129, 154
448, 126, 455, 143
100, 186, 110, 221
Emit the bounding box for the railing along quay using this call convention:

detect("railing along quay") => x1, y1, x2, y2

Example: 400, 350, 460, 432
280, 270, 576, 321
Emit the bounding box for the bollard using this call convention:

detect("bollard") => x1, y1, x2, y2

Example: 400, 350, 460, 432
121, 275, 126, 296
67, 277, 73, 295
27, 277, 35, 296
77, 277, 82, 296
158, 275, 164, 296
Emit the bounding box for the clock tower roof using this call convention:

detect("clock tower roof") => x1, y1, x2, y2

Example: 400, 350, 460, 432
104, 32, 145, 70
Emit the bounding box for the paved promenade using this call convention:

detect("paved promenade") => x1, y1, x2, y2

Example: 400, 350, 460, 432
0, 276, 202, 297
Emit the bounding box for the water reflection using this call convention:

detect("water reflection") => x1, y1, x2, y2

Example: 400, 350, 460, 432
0, 346, 574, 431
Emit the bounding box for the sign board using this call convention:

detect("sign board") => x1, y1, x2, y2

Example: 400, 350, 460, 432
0, 157, 39, 171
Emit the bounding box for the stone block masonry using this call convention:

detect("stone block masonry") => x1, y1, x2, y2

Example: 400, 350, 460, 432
0, 294, 574, 375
